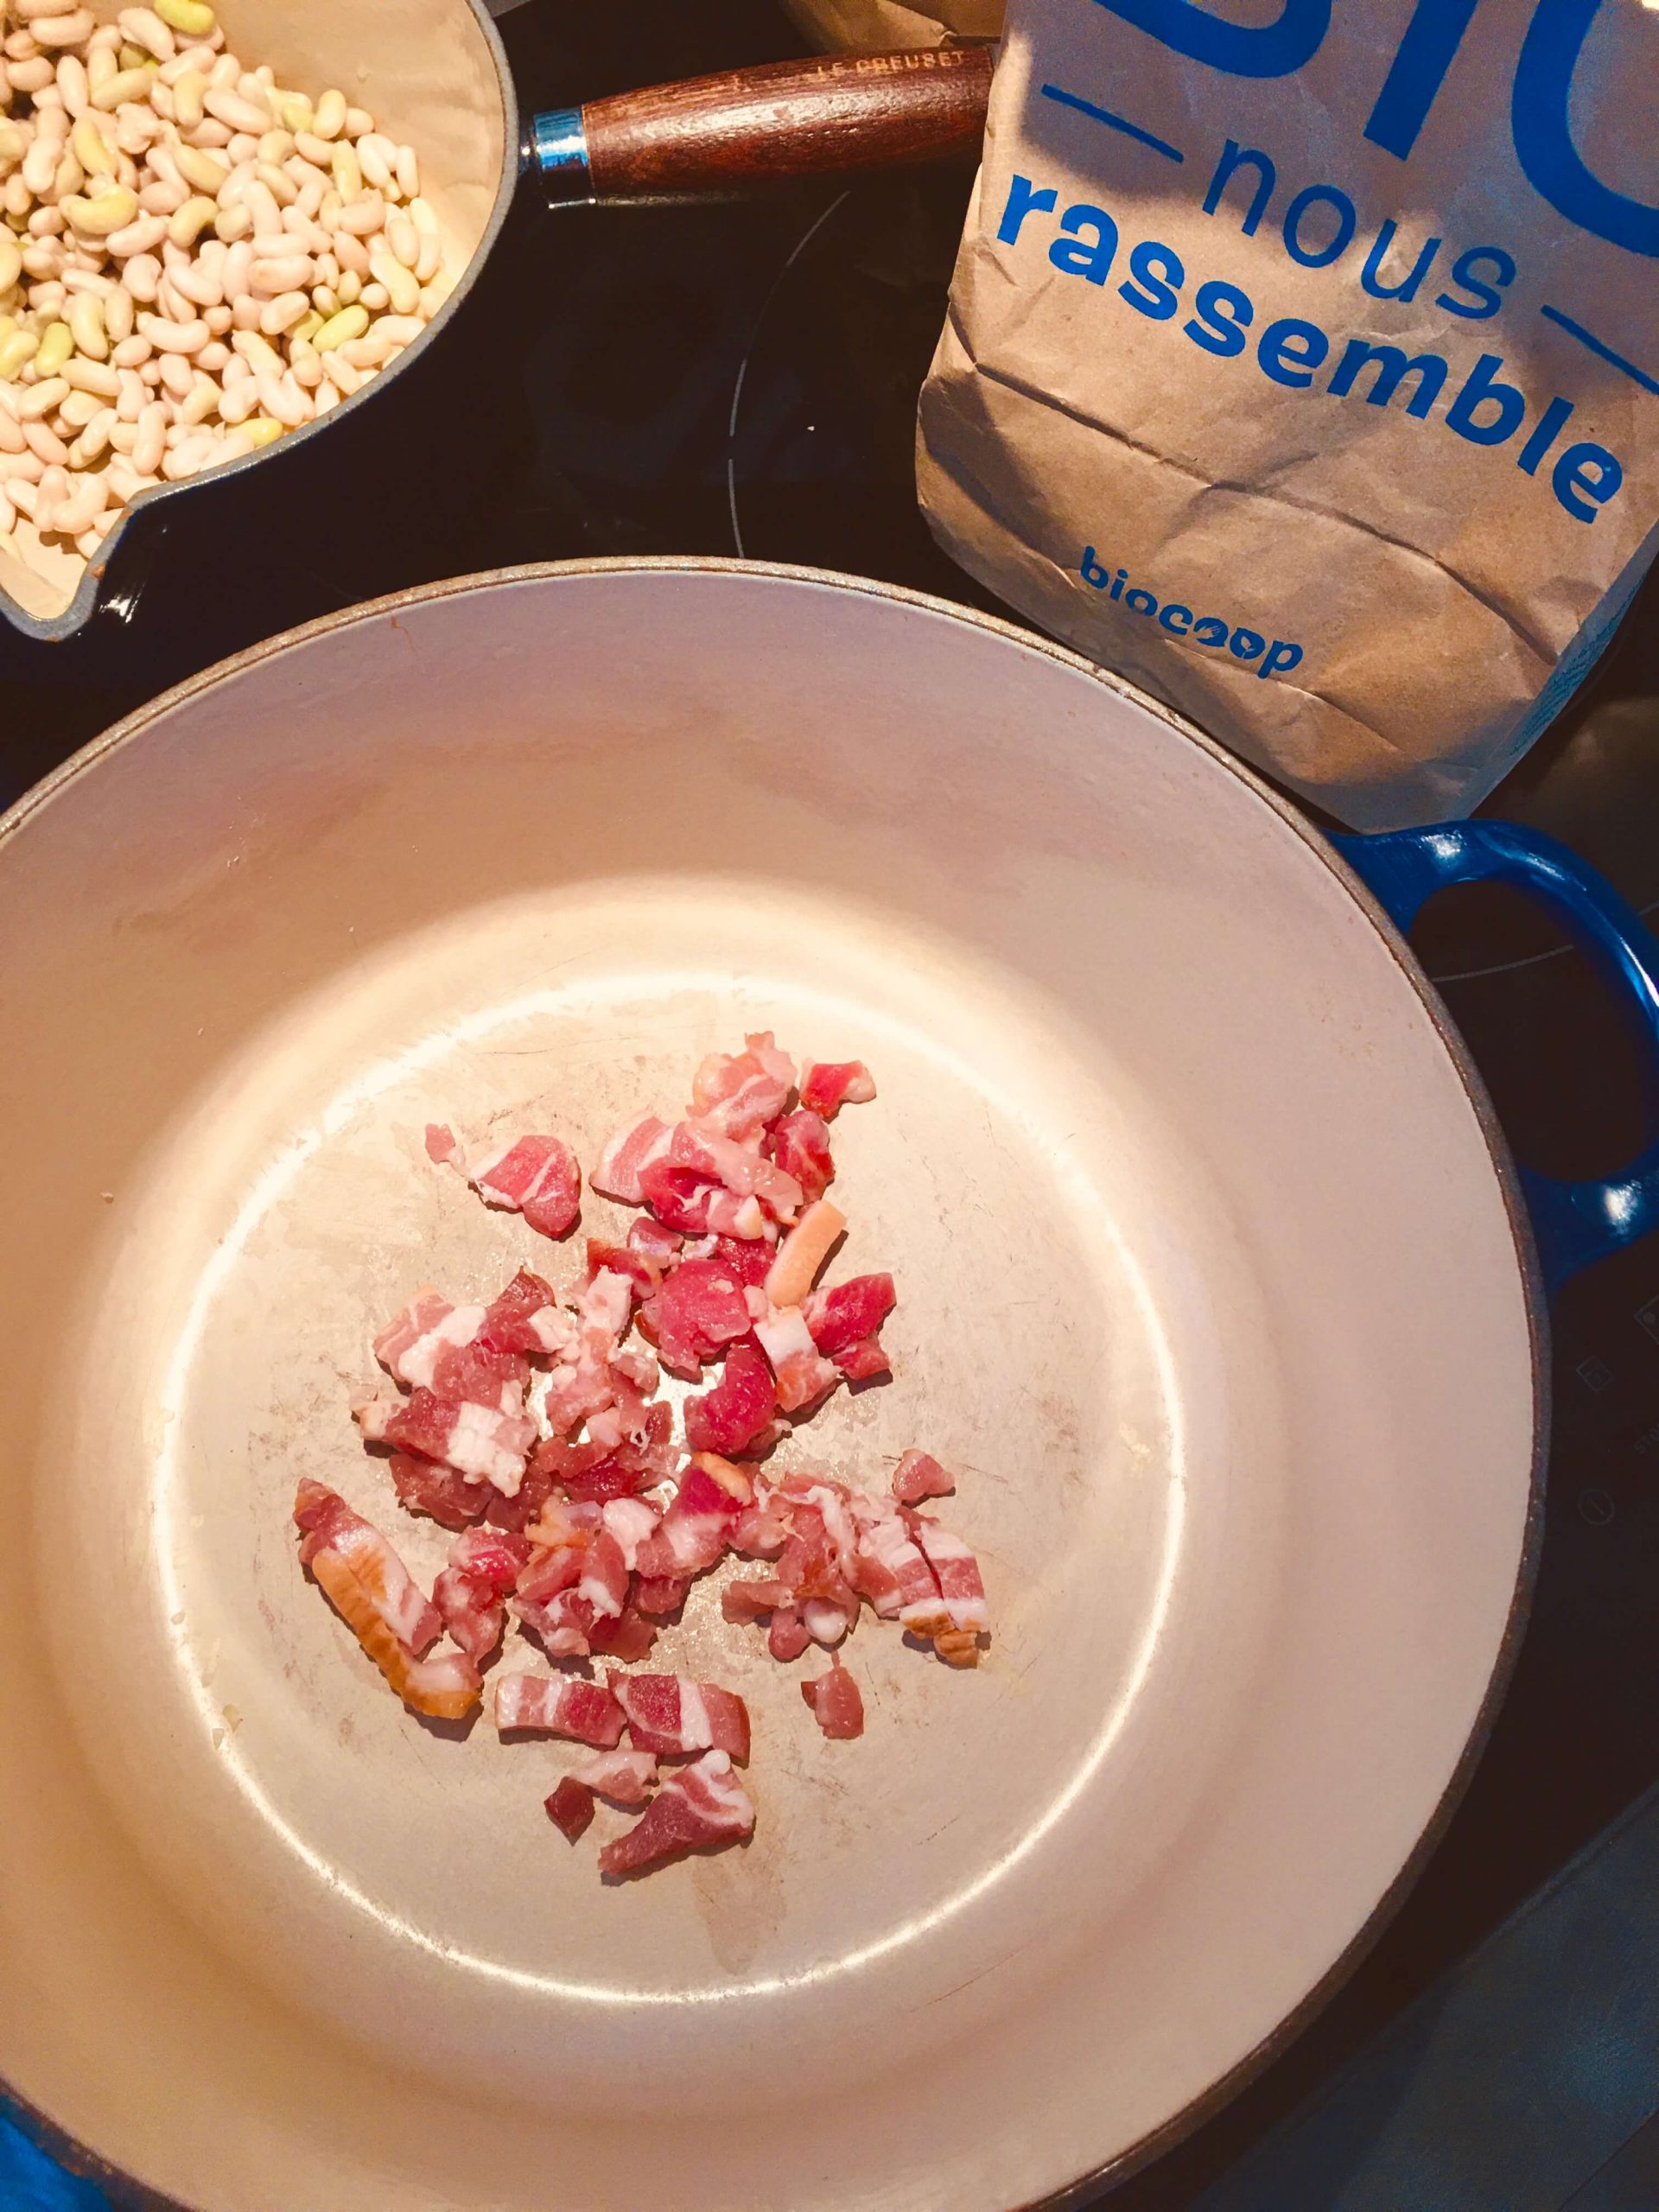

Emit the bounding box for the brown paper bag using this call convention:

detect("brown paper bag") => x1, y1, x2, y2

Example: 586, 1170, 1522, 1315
917, 0, 1659, 828
781, 0, 1003, 52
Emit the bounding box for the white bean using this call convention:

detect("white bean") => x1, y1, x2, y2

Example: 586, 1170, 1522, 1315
67, 403, 113, 462
32, 463, 68, 526
104, 282, 134, 341
137, 175, 185, 215
115, 365, 144, 416
34, 15, 99, 53
254, 159, 294, 207
230, 326, 280, 375
355, 133, 395, 195
24, 418, 69, 464
130, 397, 164, 471
414, 230, 441, 286
105, 213, 168, 257
212, 200, 249, 242
196, 337, 227, 370
120, 249, 160, 300
343, 106, 372, 140
155, 271, 191, 321
253, 365, 305, 423
91, 64, 153, 110
162, 257, 208, 312
368, 247, 416, 318
61, 355, 117, 397
109, 331, 149, 368
250, 252, 308, 294
167, 193, 215, 247
118, 7, 175, 60
257, 289, 306, 335
56, 52, 88, 113
170, 63, 204, 124
156, 346, 190, 397
311, 86, 345, 140
385, 210, 416, 270
332, 188, 382, 236
173, 141, 223, 194
137, 308, 207, 352
215, 373, 255, 423
201, 86, 265, 135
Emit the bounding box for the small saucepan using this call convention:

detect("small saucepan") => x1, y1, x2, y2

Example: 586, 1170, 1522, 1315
0, 3, 992, 639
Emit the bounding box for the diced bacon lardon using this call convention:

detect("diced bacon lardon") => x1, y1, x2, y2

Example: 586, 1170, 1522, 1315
493, 1672, 626, 1748
753, 1302, 840, 1415
386, 1452, 487, 1531
598, 1750, 755, 1878
432, 1525, 532, 1665
467, 1133, 582, 1241
764, 1198, 847, 1312
295, 1479, 442, 1655
639, 1157, 770, 1242
372, 1291, 485, 1391
802, 1659, 866, 1739
768, 1607, 812, 1662
357, 1388, 537, 1497
798, 1059, 876, 1120
683, 1338, 779, 1457
639, 1257, 752, 1380
569, 1749, 659, 1804
424, 1122, 465, 1170
690, 1033, 795, 1141
544, 1777, 596, 1840
583, 1236, 661, 1302
293, 1480, 480, 1719
634, 1454, 752, 1580
766, 1109, 835, 1204
893, 1448, 954, 1504
591, 1113, 672, 1204
607, 1671, 752, 1764
802, 1273, 895, 1361
670, 1119, 804, 1220
479, 1269, 574, 1358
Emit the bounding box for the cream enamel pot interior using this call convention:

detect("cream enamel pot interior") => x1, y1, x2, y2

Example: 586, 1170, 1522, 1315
10, 558, 1659, 2210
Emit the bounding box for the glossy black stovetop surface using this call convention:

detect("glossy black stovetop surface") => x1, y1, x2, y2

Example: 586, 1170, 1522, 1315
4, 5, 1659, 2204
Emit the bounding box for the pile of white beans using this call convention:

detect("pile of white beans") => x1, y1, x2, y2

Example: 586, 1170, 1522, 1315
0, 0, 449, 554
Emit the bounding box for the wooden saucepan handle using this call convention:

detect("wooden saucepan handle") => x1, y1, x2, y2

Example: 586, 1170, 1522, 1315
532, 46, 996, 206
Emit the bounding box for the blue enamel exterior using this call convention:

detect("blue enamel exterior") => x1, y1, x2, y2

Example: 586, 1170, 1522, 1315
1335, 820, 1659, 1291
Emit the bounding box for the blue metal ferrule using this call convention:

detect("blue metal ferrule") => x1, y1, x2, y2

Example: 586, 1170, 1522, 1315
531, 106, 594, 203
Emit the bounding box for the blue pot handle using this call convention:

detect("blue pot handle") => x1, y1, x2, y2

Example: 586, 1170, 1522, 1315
1332, 822, 1659, 1293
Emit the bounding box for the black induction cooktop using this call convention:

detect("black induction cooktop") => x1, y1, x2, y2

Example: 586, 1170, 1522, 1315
4, 5, 1659, 2206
